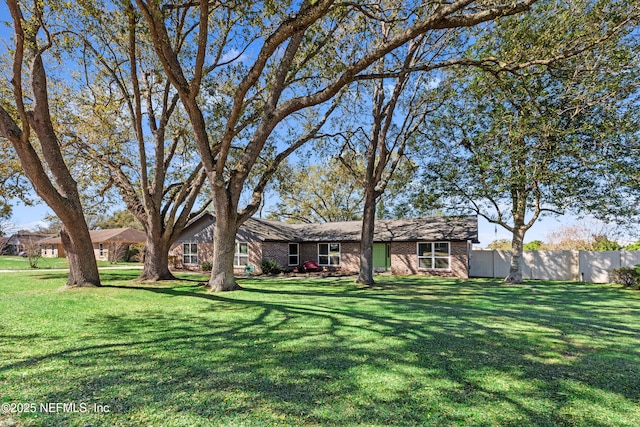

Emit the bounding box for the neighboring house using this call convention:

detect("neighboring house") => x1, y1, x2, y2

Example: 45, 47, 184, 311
2, 233, 53, 255
0, 237, 10, 255
171, 213, 479, 278
39, 228, 146, 261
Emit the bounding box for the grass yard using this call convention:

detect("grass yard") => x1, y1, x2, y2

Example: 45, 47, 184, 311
0, 256, 140, 270
0, 272, 639, 427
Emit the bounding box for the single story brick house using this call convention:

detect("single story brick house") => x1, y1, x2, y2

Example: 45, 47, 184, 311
171, 213, 479, 278
39, 228, 146, 261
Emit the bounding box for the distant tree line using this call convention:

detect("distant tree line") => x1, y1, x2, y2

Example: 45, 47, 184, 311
487, 224, 640, 251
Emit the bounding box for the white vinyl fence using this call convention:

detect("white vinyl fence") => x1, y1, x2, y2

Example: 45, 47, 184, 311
470, 250, 640, 283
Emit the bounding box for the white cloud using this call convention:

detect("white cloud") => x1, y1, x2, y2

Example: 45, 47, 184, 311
425, 77, 441, 90
218, 48, 249, 65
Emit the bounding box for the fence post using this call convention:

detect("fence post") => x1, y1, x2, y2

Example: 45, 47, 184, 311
571, 250, 579, 281
492, 249, 495, 278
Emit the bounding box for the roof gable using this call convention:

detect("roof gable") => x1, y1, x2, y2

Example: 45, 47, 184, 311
176, 213, 301, 243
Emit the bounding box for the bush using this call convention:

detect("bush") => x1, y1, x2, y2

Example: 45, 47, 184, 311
624, 241, 640, 250
260, 258, 281, 275
200, 261, 212, 271
128, 243, 145, 262
609, 267, 640, 289
108, 243, 129, 263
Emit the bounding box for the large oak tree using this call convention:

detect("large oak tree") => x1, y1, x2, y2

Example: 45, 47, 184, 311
0, 0, 100, 287
66, 3, 208, 280
414, 0, 640, 283
133, 0, 537, 291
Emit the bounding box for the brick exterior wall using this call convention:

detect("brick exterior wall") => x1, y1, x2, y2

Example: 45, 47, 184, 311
170, 239, 470, 278
200, 242, 215, 266
168, 242, 182, 268
390, 241, 469, 278
299, 243, 317, 267
260, 241, 360, 273
244, 241, 263, 274
295, 242, 360, 273
337, 242, 360, 273
261, 242, 290, 270
170, 241, 263, 274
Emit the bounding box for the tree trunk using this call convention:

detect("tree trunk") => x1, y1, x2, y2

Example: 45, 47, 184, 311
0, 8, 101, 289
208, 197, 242, 292
138, 235, 176, 281
0, 111, 102, 288
505, 227, 526, 284
357, 187, 377, 286
60, 223, 101, 288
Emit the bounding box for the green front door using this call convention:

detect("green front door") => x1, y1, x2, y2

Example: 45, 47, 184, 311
372, 243, 391, 271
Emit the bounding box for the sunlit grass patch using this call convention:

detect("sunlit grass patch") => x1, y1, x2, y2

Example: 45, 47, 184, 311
0, 273, 639, 426
0, 256, 142, 271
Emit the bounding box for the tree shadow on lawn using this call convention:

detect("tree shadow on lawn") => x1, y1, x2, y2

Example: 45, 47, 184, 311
242, 277, 640, 339
31, 271, 142, 283
124, 276, 640, 378
244, 275, 638, 305
29, 270, 208, 286
3, 278, 639, 426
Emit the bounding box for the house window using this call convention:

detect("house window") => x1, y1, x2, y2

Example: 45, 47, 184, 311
99, 243, 104, 258
288, 243, 299, 266
417, 242, 450, 269
318, 243, 340, 266
234, 242, 249, 267
183, 243, 199, 265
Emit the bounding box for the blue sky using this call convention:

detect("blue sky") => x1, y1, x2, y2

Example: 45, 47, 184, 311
1, 2, 631, 247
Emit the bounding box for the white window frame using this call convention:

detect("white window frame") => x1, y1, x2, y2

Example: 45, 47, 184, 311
318, 243, 341, 266
99, 243, 104, 258
288, 243, 299, 266
234, 242, 249, 267
183, 242, 199, 265
417, 242, 450, 270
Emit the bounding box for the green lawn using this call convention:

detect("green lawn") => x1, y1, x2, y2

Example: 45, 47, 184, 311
0, 256, 140, 270
0, 272, 639, 426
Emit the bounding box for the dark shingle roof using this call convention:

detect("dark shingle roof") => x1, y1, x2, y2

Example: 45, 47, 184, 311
293, 216, 479, 243
39, 228, 146, 244
178, 213, 478, 243
6, 233, 53, 245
